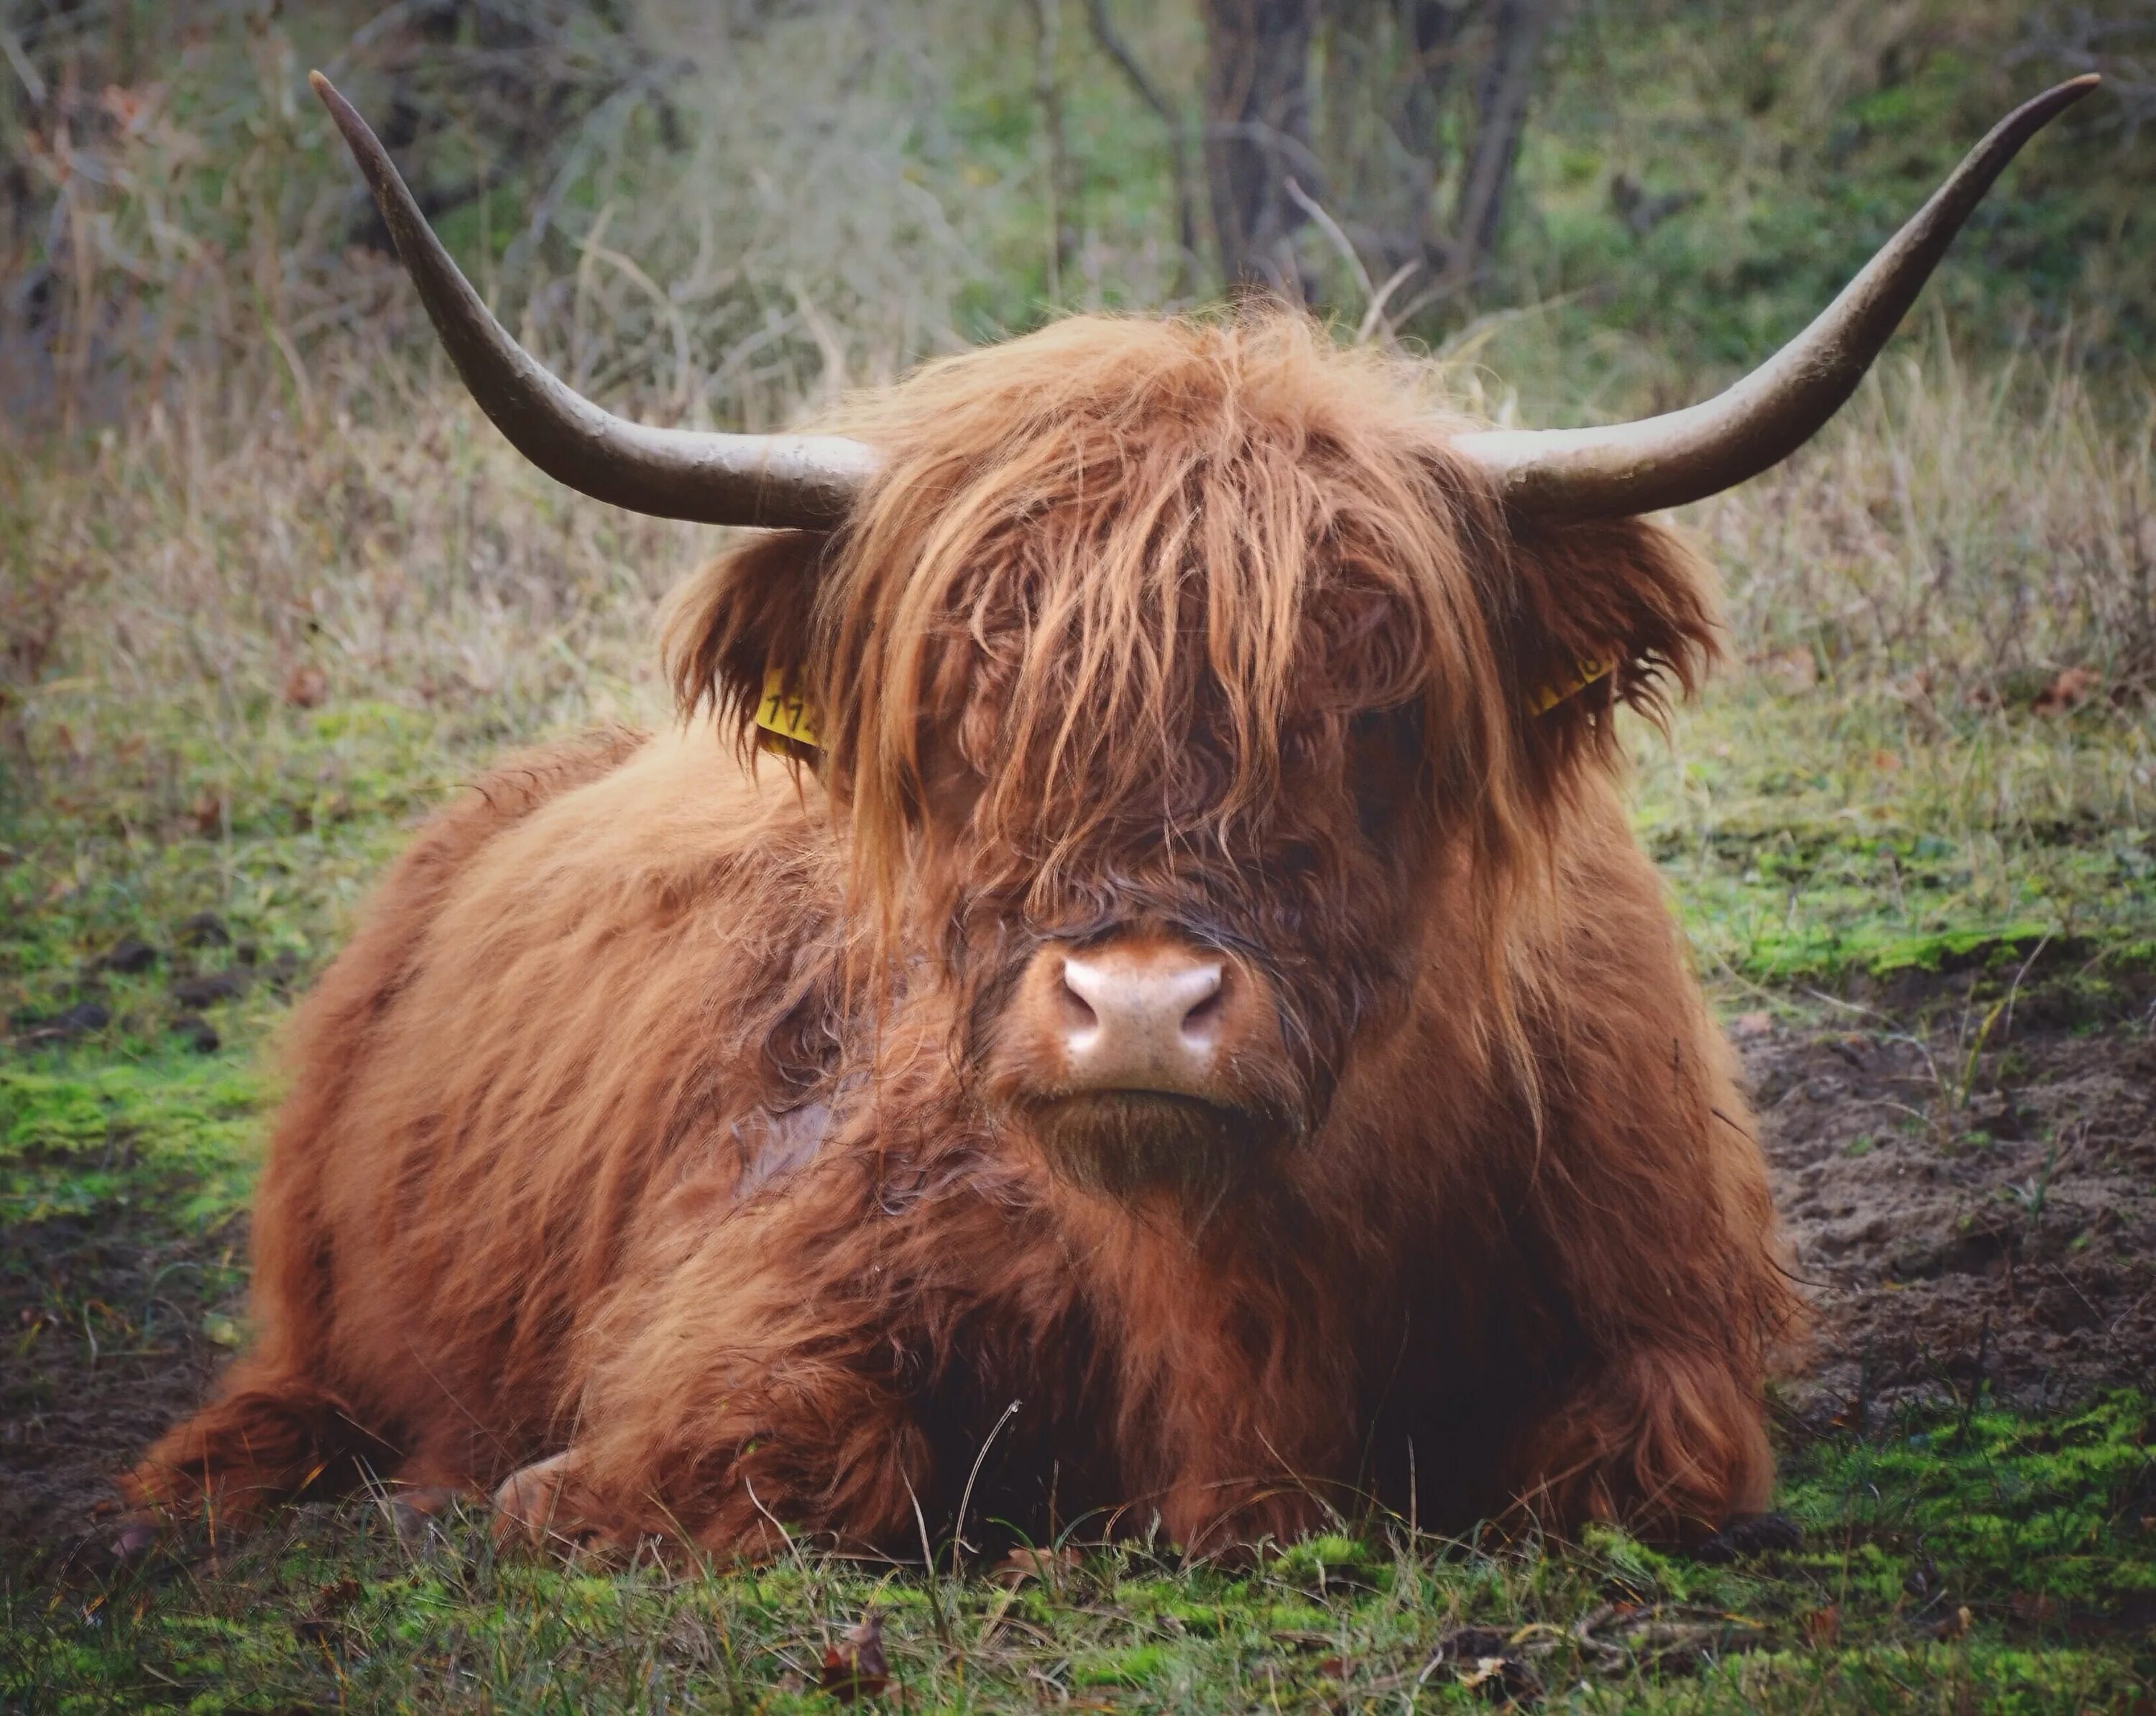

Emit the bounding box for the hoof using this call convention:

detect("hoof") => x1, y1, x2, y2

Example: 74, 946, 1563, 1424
1691, 1510, 1803, 1563
491, 1453, 625, 1556
387, 1484, 463, 1544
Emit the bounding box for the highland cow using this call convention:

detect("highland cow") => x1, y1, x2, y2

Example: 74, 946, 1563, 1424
128, 75, 2096, 1556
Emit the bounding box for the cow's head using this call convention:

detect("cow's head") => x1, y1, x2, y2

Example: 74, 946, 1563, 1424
312, 70, 2096, 1208
663, 317, 1718, 1205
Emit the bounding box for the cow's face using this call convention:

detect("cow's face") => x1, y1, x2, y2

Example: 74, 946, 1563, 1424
925, 579, 1447, 1207
674, 315, 1714, 1208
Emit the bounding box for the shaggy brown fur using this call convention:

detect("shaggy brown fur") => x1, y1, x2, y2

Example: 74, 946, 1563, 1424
132, 312, 1797, 1554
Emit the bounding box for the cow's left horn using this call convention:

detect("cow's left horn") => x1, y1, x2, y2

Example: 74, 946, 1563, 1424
1452, 76, 2100, 522
310, 73, 878, 530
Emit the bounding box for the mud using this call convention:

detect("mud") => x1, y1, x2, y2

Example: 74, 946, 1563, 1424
1, 1211, 241, 1555
1746, 981, 2156, 1429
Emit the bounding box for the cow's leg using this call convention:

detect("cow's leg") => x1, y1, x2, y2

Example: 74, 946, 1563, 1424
490, 1453, 622, 1553
1092, 1227, 1361, 1558
1507, 1341, 1774, 1542
485, 1155, 994, 1560
122, 1365, 399, 1525
1503, 1011, 1796, 1543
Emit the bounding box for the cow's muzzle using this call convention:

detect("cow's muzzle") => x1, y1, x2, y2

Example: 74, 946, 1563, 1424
991, 931, 1296, 1203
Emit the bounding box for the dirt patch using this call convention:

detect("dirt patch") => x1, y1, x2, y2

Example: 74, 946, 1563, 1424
0, 1208, 245, 1555
1743, 982, 2156, 1430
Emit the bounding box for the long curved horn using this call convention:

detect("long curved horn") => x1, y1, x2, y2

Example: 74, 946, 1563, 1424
309, 72, 878, 530
1453, 76, 2100, 522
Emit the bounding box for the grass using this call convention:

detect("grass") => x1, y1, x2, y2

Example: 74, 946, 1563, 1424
1641, 683, 2156, 990
4, 1396, 2149, 1710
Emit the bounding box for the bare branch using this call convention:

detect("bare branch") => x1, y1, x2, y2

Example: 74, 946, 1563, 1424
1083, 0, 1199, 292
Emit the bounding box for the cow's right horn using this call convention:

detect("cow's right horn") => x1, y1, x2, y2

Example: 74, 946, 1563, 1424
310, 72, 878, 530
1452, 75, 2100, 523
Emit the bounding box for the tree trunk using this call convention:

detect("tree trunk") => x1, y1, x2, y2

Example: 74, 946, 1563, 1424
1084, 0, 1200, 296
1201, 0, 1319, 297
1028, 0, 1079, 301
1450, 0, 1550, 285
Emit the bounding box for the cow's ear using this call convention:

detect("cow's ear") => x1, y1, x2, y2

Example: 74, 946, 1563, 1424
663, 530, 835, 758
1504, 516, 1719, 768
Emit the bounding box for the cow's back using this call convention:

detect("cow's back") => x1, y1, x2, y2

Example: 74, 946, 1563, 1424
244, 723, 844, 1483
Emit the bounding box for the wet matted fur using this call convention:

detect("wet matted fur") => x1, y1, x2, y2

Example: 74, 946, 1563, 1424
131, 313, 1797, 1554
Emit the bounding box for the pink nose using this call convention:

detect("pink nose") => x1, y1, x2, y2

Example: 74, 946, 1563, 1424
1056, 946, 1226, 1094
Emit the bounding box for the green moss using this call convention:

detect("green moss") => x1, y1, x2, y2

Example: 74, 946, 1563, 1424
0, 1051, 264, 1227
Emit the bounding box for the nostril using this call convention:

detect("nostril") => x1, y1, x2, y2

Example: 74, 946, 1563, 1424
1177, 967, 1226, 1045
1056, 959, 1102, 1041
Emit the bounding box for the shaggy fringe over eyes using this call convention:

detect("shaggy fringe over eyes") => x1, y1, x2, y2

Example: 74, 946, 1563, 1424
667, 310, 1715, 1002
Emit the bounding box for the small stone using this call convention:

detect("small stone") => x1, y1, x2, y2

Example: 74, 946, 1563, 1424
176, 912, 231, 949
171, 1013, 221, 1054
15, 1001, 110, 1045
170, 970, 248, 1007
92, 936, 157, 975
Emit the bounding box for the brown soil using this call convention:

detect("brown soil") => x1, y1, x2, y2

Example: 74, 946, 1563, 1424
5, 984, 2153, 1558
1, 1212, 243, 1560
1745, 982, 2156, 1430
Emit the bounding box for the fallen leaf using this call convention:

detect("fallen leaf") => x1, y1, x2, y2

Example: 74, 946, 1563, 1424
1455, 1653, 1544, 1706
1801, 1605, 1840, 1647
819, 1610, 888, 1702
283, 662, 330, 709
2032, 665, 2101, 714
1430, 1629, 1542, 1706
992, 1545, 1082, 1585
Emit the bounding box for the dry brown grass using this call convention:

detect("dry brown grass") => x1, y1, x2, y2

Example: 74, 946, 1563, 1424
1696, 336, 2156, 701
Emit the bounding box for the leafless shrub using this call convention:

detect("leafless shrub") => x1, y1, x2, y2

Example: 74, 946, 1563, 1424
1696, 338, 2156, 700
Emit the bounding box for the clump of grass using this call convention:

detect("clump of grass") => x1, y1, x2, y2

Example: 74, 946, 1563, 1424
1699, 336, 2156, 701
1622, 347, 2156, 992
1636, 674, 2156, 989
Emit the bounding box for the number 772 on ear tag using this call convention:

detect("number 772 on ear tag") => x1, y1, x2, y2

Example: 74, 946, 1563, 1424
755, 666, 821, 749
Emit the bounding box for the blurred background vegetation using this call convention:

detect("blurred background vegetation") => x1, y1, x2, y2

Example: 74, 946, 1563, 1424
5, 0, 2153, 416
3, 0, 2153, 723
1, 0, 2153, 1035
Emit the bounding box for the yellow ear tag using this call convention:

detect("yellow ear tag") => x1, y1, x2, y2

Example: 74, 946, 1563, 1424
755, 666, 821, 749
1529, 655, 1613, 716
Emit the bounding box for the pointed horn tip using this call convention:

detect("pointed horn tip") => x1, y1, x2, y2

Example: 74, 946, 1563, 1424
2031, 73, 2102, 116
308, 70, 364, 139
